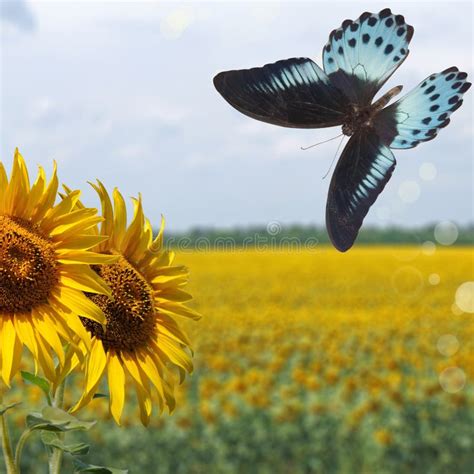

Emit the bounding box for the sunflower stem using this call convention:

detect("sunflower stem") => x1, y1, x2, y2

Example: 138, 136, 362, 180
48, 378, 66, 474
13, 427, 34, 472
0, 413, 18, 474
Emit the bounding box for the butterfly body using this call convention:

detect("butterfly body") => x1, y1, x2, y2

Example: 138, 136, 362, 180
342, 85, 403, 136
213, 8, 471, 251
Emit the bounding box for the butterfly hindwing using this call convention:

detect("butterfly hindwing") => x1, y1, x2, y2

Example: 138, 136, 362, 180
326, 131, 396, 252
213, 58, 348, 128
323, 8, 414, 105
374, 67, 472, 149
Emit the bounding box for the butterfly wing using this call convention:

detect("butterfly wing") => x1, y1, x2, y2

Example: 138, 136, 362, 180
323, 8, 414, 105
326, 131, 396, 252
213, 58, 349, 128
374, 67, 471, 148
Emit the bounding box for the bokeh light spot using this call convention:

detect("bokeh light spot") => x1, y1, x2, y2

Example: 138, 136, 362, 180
419, 162, 437, 181
436, 334, 459, 356
398, 180, 420, 203
455, 281, 474, 313
434, 221, 458, 246
160, 7, 194, 40
421, 241, 436, 256
439, 367, 466, 393
428, 273, 440, 285
391, 266, 424, 298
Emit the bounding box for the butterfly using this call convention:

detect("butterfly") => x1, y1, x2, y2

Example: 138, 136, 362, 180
213, 8, 471, 252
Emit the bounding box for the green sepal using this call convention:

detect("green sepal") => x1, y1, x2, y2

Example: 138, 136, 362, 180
41, 431, 90, 456
0, 402, 21, 415
26, 406, 96, 432
73, 459, 128, 473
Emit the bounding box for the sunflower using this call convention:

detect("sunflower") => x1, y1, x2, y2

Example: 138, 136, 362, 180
0, 149, 116, 386
72, 182, 200, 425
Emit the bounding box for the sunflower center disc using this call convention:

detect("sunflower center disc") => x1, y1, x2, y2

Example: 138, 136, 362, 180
0, 215, 59, 313
85, 256, 155, 352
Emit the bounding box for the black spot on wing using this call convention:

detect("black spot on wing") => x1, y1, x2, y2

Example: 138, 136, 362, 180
368, 17, 377, 26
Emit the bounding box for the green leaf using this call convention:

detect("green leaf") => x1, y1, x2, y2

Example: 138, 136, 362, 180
41, 432, 89, 456
0, 402, 21, 415
73, 459, 128, 473
92, 393, 108, 399
21, 371, 52, 405
26, 407, 96, 432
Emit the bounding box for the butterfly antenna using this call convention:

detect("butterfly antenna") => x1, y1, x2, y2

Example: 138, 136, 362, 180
322, 134, 345, 180
300, 133, 344, 151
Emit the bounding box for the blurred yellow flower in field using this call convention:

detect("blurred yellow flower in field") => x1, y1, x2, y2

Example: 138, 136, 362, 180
374, 428, 393, 446
0, 150, 114, 385
72, 183, 200, 425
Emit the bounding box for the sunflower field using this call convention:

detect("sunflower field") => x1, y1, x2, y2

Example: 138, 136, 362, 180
3, 246, 474, 473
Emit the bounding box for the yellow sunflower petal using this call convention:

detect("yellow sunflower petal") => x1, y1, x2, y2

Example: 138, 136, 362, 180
85, 338, 107, 393
41, 190, 81, 231
71, 338, 106, 413
159, 303, 202, 321
121, 196, 144, 256
112, 188, 127, 248
4, 149, 30, 217
13, 313, 40, 371
155, 335, 193, 373
90, 181, 114, 245
35, 334, 56, 382
130, 363, 153, 426
31, 161, 58, 222
54, 234, 110, 251
24, 166, 46, 219
50, 215, 104, 240
156, 319, 191, 347
32, 308, 65, 366
1, 316, 23, 385
154, 288, 193, 303
107, 351, 126, 425
136, 350, 165, 410
56, 250, 118, 265
60, 265, 112, 296
51, 286, 106, 326
0, 161, 8, 211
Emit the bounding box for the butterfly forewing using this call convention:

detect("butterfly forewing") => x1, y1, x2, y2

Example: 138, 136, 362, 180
326, 132, 396, 252
375, 67, 472, 149
323, 8, 413, 105
213, 58, 348, 128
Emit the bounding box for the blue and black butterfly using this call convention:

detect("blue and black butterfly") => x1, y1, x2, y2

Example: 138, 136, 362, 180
213, 8, 471, 252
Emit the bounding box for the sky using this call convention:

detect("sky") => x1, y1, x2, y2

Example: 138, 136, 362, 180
0, 0, 472, 232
